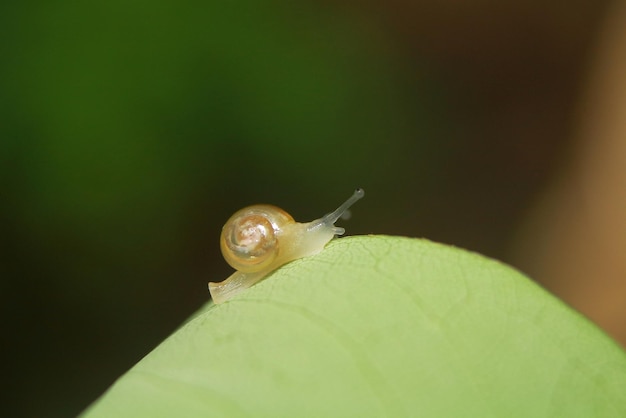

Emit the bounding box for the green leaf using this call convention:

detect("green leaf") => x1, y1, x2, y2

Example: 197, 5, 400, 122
82, 235, 626, 417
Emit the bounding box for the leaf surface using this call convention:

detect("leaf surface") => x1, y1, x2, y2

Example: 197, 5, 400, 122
82, 235, 626, 417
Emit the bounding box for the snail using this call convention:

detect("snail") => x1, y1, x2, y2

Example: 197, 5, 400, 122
208, 188, 365, 304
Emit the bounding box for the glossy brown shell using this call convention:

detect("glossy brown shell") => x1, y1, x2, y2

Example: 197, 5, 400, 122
220, 205, 294, 273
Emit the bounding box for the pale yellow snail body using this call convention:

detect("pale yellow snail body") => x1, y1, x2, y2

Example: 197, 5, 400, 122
208, 188, 365, 304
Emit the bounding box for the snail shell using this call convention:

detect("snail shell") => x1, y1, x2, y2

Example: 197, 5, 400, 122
220, 205, 292, 273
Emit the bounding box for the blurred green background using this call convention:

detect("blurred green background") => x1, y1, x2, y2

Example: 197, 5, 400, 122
1, 1, 615, 416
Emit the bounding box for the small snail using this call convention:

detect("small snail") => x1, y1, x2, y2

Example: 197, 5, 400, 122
209, 188, 365, 304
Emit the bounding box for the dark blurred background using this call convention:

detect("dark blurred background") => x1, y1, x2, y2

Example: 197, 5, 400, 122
3, 1, 626, 416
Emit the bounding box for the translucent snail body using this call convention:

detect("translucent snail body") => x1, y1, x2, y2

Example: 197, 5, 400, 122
209, 188, 365, 304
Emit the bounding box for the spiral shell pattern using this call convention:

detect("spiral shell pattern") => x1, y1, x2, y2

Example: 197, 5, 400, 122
220, 205, 293, 272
